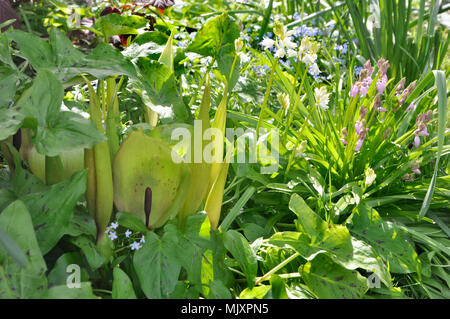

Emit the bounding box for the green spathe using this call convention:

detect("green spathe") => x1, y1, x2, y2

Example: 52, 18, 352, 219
113, 130, 191, 229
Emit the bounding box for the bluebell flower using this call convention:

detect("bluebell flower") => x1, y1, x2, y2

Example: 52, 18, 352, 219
355, 66, 363, 77
178, 40, 188, 48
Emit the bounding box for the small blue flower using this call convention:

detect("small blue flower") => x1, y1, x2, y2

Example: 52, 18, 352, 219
189, 32, 197, 40
125, 229, 132, 238
130, 241, 141, 251
178, 40, 188, 48
140, 235, 145, 244
293, 12, 301, 20
110, 222, 119, 230
108, 231, 118, 241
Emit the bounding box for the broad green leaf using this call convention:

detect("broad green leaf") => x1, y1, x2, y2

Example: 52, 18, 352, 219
133, 231, 181, 298
0, 201, 47, 298
270, 275, 289, 299
21, 170, 88, 255
223, 230, 258, 288
0, 107, 24, 140
95, 13, 147, 40
136, 57, 189, 122
349, 203, 420, 274
300, 254, 368, 299
43, 282, 96, 299
69, 235, 106, 271
49, 28, 84, 69
289, 194, 327, 239
116, 211, 148, 234
187, 13, 240, 57
66, 209, 97, 238
7, 29, 54, 70
0, 189, 16, 212
33, 111, 106, 157
0, 228, 28, 268
16, 71, 105, 156
112, 267, 137, 299
239, 285, 271, 299
207, 280, 231, 299
0, 33, 15, 68
0, 66, 18, 107
47, 252, 88, 287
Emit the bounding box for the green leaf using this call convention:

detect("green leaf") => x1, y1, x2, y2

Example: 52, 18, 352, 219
49, 28, 84, 69
270, 275, 289, 299
207, 280, 231, 299
17, 71, 105, 156
116, 211, 148, 234
0, 228, 28, 268
0, 66, 18, 107
112, 267, 137, 299
0, 33, 15, 68
349, 203, 420, 274
300, 254, 368, 299
95, 13, 147, 39
187, 13, 240, 57
7, 29, 54, 70
0, 201, 47, 298
418, 70, 448, 218
0, 107, 24, 140
136, 57, 189, 122
66, 209, 97, 238
239, 285, 271, 299
33, 111, 106, 157
133, 231, 181, 298
223, 230, 258, 288
47, 252, 88, 287
69, 235, 106, 271
43, 282, 96, 299
21, 170, 88, 255
289, 194, 327, 239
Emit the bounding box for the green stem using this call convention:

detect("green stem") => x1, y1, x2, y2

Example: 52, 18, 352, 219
256, 55, 277, 138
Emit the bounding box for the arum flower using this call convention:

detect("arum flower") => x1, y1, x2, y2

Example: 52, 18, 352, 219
125, 229, 132, 238
130, 241, 142, 251
314, 86, 330, 110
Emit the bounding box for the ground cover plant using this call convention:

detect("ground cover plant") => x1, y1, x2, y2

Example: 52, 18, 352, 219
0, 0, 449, 299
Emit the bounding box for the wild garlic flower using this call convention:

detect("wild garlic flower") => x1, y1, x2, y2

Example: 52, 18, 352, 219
364, 167, 376, 187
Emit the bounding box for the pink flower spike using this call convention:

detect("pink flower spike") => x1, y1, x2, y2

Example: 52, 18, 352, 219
406, 103, 415, 112
355, 121, 361, 135
351, 83, 360, 98
355, 138, 364, 152
376, 75, 388, 94
414, 135, 420, 148
415, 125, 429, 137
